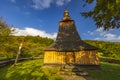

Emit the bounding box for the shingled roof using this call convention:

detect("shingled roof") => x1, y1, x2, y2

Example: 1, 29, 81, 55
45, 10, 97, 51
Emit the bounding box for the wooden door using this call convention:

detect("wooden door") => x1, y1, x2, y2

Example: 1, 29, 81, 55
65, 52, 75, 64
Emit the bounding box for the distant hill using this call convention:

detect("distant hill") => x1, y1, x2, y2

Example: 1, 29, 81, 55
84, 40, 120, 60
0, 36, 120, 60
0, 36, 54, 60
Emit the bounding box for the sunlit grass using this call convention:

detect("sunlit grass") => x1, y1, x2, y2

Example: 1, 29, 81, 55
0, 60, 65, 80
0, 59, 120, 80
0, 56, 8, 61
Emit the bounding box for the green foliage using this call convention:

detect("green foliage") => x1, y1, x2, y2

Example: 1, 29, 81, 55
87, 62, 120, 80
0, 36, 54, 60
82, 0, 120, 30
0, 17, 14, 36
0, 60, 65, 80
1, 36, 119, 61
84, 40, 120, 60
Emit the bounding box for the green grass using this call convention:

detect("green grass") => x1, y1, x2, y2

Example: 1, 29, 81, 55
0, 60, 120, 80
0, 56, 8, 61
0, 60, 65, 80
87, 62, 120, 80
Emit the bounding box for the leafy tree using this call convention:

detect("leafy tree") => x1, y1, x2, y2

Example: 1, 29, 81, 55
0, 17, 14, 36
81, 0, 120, 30
84, 40, 120, 60
0, 36, 54, 60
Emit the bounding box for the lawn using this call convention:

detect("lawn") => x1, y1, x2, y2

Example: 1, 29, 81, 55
87, 62, 120, 80
0, 56, 8, 61
0, 60, 64, 80
0, 59, 120, 80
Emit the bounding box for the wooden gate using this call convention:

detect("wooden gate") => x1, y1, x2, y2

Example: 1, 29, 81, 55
65, 52, 75, 64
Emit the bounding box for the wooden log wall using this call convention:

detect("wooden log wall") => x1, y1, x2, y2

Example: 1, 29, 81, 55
44, 50, 99, 65
44, 51, 66, 64
75, 50, 99, 65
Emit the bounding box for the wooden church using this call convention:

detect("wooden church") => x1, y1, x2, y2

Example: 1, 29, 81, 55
44, 10, 99, 65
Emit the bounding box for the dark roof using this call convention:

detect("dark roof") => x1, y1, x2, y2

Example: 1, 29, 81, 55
44, 10, 97, 51
44, 40, 97, 51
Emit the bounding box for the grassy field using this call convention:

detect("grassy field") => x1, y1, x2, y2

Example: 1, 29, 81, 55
87, 62, 120, 80
0, 60, 64, 80
0, 59, 120, 80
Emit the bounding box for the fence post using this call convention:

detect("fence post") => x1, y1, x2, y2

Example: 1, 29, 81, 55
14, 41, 23, 66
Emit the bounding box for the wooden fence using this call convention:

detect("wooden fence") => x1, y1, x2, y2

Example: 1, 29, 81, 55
0, 57, 119, 68
0, 57, 43, 68
100, 58, 120, 64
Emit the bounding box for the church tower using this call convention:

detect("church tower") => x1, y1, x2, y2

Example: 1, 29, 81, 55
44, 10, 99, 65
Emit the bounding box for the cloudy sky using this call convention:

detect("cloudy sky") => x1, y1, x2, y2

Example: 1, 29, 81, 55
0, 0, 120, 42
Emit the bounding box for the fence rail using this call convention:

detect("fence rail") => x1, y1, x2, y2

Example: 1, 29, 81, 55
0, 57, 43, 68
0, 57, 120, 68
100, 58, 120, 64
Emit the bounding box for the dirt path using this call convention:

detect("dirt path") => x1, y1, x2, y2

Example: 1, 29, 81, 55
61, 75, 97, 80
43, 65, 97, 80
61, 75, 86, 80
59, 65, 97, 80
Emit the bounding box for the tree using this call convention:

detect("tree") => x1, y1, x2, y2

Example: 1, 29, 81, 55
0, 17, 14, 36
81, 0, 120, 30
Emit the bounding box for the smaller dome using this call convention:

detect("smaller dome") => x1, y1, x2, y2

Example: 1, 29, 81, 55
62, 10, 71, 21
64, 10, 68, 12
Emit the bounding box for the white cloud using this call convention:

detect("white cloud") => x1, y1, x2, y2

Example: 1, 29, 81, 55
88, 31, 94, 35
96, 27, 103, 32
32, 0, 71, 10
56, 0, 71, 6
87, 28, 120, 42
32, 0, 52, 9
13, 27, 57, 40
95, 33, 119, 41
56, 0, 64, 6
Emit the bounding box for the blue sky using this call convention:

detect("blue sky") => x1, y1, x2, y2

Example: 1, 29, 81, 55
0, 0, 120, 42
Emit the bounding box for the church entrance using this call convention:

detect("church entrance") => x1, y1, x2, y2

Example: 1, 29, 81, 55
65, 52, 75, 64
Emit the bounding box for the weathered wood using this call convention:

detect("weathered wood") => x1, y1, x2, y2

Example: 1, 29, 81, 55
44, 10, 99, 66
44, 50, 99, 65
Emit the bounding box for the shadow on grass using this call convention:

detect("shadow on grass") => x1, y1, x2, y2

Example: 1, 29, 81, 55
86, 62, 120, 80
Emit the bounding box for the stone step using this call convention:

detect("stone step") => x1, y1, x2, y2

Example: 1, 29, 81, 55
61, 67, 84, 72
76, 72, 88, 76
72, 68, 79, 72
60, 68, 72, 72
60, 71, 72, 75
77, 68, 85, 72
60, 70, 88, 76
59, 65, 88, 76
62, 64, 74, 68
60, 71, 76, 75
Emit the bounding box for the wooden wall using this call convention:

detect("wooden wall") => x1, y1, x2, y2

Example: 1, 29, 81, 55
75, 50, 99, 65
44, 50, 99, 65
44, 51, 66, 64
